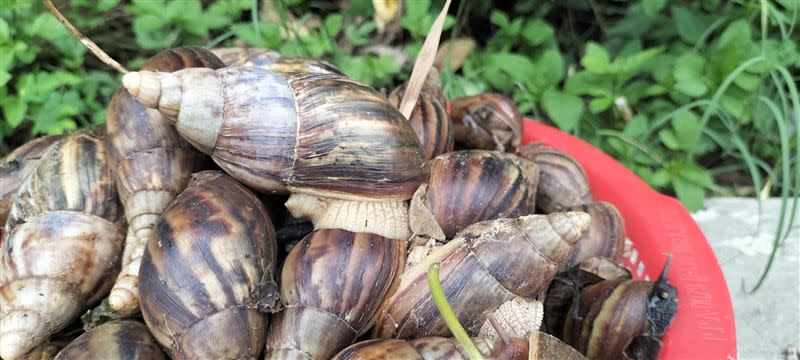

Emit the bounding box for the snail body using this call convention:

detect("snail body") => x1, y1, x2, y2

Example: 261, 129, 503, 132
55, 321, 166, 360
450, 93, 523, 152
105, 46, 224, 314
563, 259, 678, 360
410, 150, 539, 240
121, 66, 425, 201
388, 69, 454, 160
1, 129, 124, 359
374, 212, 590, 339
0, 134, 64, 224
265, 229, 405, 359
516, 143, 592, 213
138, 171, 278, 359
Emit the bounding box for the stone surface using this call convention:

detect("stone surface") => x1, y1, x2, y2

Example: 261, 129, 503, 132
693, 197, 799, 359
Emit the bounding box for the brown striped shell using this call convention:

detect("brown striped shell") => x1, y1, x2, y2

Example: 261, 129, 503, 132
211, 47, 343, 78
388, 69, 453, 160
54, 321, 166, 360
332, 337, 494, 360
516, 142, 592, 213
563, 279, 652, 360
373, 212, 590, 339
138, 171, 278, 359
265, 229, 405, 359
0, 134, 64, 224
409, 150, 539, 240
105, 46, 224, 314
0, 129, 124, 360
211, 47, 281, 68
120, 66, 425, 201
543, 257, 631, 337
450, 93, 524, 152
561, 202, 625, 271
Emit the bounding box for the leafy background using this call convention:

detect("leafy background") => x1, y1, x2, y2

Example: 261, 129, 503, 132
1, 0, 797, 219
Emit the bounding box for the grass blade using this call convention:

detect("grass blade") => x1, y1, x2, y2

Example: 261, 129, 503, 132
427, 263, 484, 360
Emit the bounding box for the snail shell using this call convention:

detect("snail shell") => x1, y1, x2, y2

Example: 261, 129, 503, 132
265, 229, 405, 359
121, 66, 425, 201
388, 68, 454, 160
450, 93, 523, 152
374, 212, 590, 339
543, 257, 631, 337
0, 134, 64, 224
54, 321, 166, 360
560, 202, 625, 271
211, 47, 281, 68
16, 342, 63, 360
1, 129, 124, 359
409, 150, 539, 240
138, 171, 278, 359
332, 337, 494, 360
105, 46, 224, 314
563, 259, 678, 360
516, 142, 592, 213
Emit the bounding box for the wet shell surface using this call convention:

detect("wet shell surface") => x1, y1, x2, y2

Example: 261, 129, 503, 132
410, 150, 539, 240
374, 212, 590, 339
121, 66, 425, 201
266, 229, 405, 360
105, 46, 224, 313
0, 134, 64, 224
1, 129, 124, 359
138, 171, 278, 359
450, 93, 523, 152
54, 320, 166, 360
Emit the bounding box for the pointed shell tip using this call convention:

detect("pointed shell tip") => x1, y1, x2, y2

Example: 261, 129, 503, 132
122, 72, 142, 96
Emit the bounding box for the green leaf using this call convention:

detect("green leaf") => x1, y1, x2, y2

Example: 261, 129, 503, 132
733, 71, 760, 91
642, 0, 667, 16
658, 129, 681, 150
672, 109, 701, 150
624, 114, 649, 137
674, 53, 708, 97
589, 97, 612, 113
3, 96, 27, 128
581, 42, 611, 74
671, 6, 705, 43
489, 10, 510, 29
672, 177, 705, 211
325, 14, 343, 36
541, 89, 584, 132
525, 49, 564, 94
0, 18, 10, 41
521, 19, 553, 46
564, 71, 612, 96
0, 71, 9, 87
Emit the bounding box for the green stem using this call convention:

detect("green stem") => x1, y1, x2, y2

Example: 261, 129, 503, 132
427, 263, 484, 360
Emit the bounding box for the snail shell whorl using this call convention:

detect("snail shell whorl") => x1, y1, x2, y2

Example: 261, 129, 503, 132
516, 143, 592, 212
332, 337, 493, 360
411, 150, 539, 239
122, 67, 425, 201
563, 279, 651, 360
106, 46, 223, 313
266, 229, 405, 360
0, 134, 64, 224
54, 320, 166, 360
374, 212, 589, 339
388, 69, 453, 160
1, 130, 124, 359
450, 93, 524, 152
139, 171, 277, 359
212, 47, 281, 68
561, 201, 625, 271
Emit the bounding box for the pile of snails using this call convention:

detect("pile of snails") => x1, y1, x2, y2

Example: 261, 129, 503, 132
0, 44, 678, 360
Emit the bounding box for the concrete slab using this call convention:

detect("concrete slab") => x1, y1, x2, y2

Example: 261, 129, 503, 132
693, 198, 800, 359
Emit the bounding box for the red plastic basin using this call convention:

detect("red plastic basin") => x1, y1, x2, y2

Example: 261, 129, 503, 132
522, 120, 737, 360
